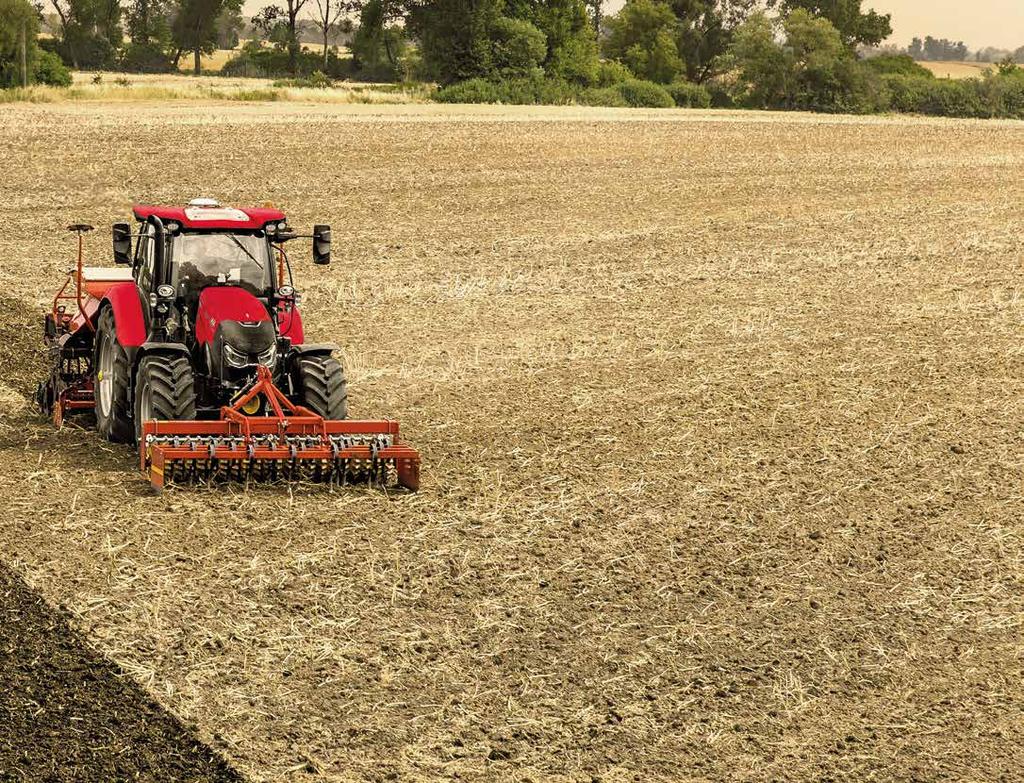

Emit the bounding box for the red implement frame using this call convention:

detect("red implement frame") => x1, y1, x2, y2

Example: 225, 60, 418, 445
140, 366, 420, 491
52, 226, 94, 336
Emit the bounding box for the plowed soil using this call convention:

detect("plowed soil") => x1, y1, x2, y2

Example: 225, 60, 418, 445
0, 562, 240, 781
1, 101, 1023, 781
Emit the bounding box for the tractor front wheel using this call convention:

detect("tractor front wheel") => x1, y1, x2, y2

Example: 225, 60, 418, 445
134, 355, 197, 443
94, 307, 133, 443
293, 355, 348, 420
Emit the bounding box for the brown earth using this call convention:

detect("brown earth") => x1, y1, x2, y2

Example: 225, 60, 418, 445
0, 102, 1023, 781
0, 562, 241, 781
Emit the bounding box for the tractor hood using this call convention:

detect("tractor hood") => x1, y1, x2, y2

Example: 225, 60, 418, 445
195, 286, 271, 345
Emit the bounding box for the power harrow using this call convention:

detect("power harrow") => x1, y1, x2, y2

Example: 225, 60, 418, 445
38, 200, 420, 491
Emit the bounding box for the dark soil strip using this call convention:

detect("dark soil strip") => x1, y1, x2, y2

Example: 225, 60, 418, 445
0, 563, 242, 782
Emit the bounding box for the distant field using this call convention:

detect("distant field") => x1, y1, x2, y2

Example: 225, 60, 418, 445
176, 47, 240, 73
918, 61, 994, 79
174, 40, 342, 73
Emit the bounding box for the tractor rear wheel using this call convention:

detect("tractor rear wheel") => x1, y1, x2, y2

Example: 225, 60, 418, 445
94, 307, 133, 443
134, 355, 197, 443
293, 355, 348, 419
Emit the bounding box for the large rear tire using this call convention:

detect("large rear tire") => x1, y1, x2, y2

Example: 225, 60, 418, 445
94, 307, 133, 443
134, 355, 197, 443
293, 355, 348, 419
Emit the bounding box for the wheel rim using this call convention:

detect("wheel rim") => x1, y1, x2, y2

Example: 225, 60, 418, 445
138, 377, 153, 426
97, 330, 114, 417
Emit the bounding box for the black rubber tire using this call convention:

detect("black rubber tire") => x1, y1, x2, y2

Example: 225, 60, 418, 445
94, 307, 134, 443
134, 355, 197, 443
293, 355, 348, 419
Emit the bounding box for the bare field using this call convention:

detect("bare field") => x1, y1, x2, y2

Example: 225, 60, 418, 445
1, 102, 1023, 781
918, 61, 994, 79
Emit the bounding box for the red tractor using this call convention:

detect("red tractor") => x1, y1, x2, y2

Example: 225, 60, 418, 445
38, 199, 419, 490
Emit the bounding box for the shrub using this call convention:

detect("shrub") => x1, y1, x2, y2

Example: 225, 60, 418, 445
503, 73, 576, 103
121, 42, 173, 73
596, 59, 632, 87
577, 85, 628, 107
705, 76, 738, 108
435, 78, 502, 103
274, 70, 333, 88
882, 74, 984, 117
864, 54, 932, 78
923, 80, 985, 117
34, 50, 72, 87
978, 70, 1024, 118
616, 78, 674, 108
223, 43, 352, 80
667, 79, 711, 108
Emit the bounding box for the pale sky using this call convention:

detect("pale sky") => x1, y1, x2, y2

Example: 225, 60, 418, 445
867, 0, 1022, 49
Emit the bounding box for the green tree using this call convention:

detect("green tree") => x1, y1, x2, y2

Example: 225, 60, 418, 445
505, 0, 599, 83
671, 0, 755, 83
772, 0, 890, 48
123, 0, 174, 71
171, 0, 242, 74
603, 0, 683, 83
731, 9, 881, 112
280, 0, 311, 74
490, 16, 546, 75
49, 0, 122, 68
729, 11, 788, 105
351, 0, 407, 77
407, 0, 502, 83
250, 5, 289, 48
0, 0, 37, 86
311, 0, 353, 68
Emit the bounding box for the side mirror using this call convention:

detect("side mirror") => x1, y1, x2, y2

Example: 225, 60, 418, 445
312, 224, 331, 265
112, 222, 132, 265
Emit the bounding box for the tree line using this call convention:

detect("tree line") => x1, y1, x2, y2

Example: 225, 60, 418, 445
901, 36, 1024, 65
4, 0, 1024, 120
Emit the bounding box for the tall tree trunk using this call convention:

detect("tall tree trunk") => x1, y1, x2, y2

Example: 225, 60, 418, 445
20, 20, 28, 87
193, 15, 203, 75
323, 30, 329, 68
288, 10, 298, 75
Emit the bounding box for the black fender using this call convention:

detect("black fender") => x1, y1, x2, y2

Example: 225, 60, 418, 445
128, 341, 191, 372
289, 343, 338, 358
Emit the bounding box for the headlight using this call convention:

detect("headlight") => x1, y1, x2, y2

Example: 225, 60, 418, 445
258, 344, 277, 367
223, 344, 250, 368
156, 284, 175, 299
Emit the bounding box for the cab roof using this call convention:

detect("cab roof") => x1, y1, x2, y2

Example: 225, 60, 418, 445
132, 202, 286, 231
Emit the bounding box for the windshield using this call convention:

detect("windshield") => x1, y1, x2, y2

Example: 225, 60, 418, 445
171, 232, 273, 297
